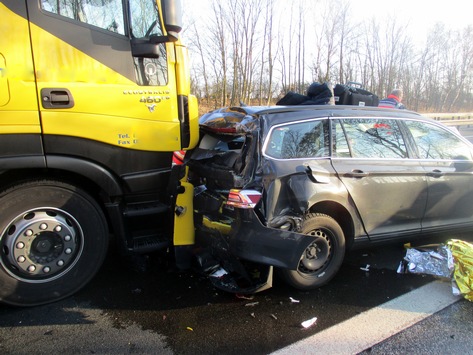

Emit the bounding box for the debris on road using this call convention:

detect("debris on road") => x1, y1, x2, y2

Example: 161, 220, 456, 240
270, 314, 278, 320
360, 264, 370, 272
209, 267, 228, 278
236, 294, 254, 300
398, 239, 473, 301
289, 297, 300, 303
244, 302, 259, 307
448, 239, 473, 302
301, 317, 317, 329
397, 244, 452, 277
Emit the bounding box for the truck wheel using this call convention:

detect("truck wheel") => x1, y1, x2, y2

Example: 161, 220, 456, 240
0, 180, 108, 306
279, 213, 345, 290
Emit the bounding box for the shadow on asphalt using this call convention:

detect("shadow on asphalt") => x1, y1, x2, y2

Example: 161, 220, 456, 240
1, 235, 468, 354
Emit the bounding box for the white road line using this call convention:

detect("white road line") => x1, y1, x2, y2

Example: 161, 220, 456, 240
271, 280, 461, 355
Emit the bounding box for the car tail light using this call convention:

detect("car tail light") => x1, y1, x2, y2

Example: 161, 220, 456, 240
226, 189, 262, 209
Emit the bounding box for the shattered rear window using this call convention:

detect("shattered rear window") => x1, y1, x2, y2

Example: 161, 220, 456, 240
264, 119, 329, 159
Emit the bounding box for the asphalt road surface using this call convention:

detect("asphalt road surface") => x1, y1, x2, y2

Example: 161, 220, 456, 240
1, 236, 472, 355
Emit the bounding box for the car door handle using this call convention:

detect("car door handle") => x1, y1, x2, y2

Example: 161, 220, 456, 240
344, 169, 368, 178
41, 88, 75, 109
427, 169, 444, 178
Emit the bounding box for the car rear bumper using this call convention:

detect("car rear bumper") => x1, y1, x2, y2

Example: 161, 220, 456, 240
195, 208, 315, 270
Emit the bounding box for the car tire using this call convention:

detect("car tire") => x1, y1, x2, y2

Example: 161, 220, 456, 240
279, 213, 345, 290
0, 180, 108, 306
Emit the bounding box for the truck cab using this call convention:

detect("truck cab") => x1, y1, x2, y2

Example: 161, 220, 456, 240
0, 0, 198, 306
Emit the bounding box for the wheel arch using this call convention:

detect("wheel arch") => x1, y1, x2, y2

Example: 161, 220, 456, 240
0, 156, 125, 236
0, 156, 123, 198
309, 200, 355, 250
46, 155, 124, 197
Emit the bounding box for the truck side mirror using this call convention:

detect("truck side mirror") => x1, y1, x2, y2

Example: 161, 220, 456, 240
162, 0, 182, 41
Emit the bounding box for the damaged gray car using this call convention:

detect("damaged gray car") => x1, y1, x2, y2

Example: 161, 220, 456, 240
186, 105, 473, 293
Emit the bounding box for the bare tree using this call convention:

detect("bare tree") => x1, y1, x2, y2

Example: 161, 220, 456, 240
183, 0, 473, 113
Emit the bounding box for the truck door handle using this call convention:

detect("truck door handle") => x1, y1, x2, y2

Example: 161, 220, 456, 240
427, 169, 444, 178
344, 169, 368, 178
41, 88, 74, 109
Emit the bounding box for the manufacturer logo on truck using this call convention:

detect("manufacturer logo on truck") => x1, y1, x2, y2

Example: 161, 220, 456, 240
123, 90, 171, 112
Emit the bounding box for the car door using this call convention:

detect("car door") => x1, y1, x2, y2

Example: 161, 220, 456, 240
330, 117, 428, 239
404, 120, 473, 232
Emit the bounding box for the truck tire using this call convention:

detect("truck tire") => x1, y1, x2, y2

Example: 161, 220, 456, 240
0, 180, 108, 306
279, 213, 345, 290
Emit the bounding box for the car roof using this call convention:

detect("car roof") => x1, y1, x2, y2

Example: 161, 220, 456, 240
198, 105, 430, 134
247, 104, 423, 118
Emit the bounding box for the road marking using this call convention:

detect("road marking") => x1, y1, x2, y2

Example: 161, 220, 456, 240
271, 280, 461, 355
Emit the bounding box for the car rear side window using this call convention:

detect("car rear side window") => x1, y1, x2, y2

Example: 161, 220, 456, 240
405, 120, 473, 160
265, 119, 329, 159
335, 118, 407, 159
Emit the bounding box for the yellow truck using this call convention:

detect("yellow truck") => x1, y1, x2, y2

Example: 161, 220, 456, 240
0, 0, 198, 306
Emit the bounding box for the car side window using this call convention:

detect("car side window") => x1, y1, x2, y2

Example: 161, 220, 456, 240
405, 121, 473, 160
333, 121, 351, 157
336, 118, 408, 159
265, 119, 328, 159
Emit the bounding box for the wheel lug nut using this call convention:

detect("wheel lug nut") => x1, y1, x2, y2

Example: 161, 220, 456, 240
17, 256, 26, 263
65, 248, 72, 254
64, 235, 71, 242
40, 223, 48, 230
43, 267, 51, 273
55, 225, 62, 232
57, 260, 64, 266
16, 242, 25, 249
25, 229, 33, 236
27, 265, 36, 272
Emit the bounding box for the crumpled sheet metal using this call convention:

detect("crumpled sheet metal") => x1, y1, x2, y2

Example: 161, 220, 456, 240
447, 239, 473, 302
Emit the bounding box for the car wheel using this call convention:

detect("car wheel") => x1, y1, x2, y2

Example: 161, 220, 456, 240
279, 213, 345, 290
0, 180, 108, 306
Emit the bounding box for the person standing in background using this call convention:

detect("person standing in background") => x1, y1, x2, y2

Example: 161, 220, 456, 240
378, 89, 406, 109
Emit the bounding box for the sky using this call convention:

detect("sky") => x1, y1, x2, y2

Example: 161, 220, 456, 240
183, 0, 473, 47
350, 0, 472, 44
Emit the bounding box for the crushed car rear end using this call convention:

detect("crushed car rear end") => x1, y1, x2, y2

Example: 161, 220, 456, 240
186, 106, 357, 293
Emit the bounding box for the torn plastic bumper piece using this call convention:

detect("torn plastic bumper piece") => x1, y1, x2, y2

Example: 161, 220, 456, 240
209, 265, 273, 294
194, 208, 315, 293
226, 208, 316, 270
194, 247, 273, 294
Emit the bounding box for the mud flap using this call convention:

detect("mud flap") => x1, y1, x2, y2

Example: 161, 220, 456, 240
169, 164, 195, 270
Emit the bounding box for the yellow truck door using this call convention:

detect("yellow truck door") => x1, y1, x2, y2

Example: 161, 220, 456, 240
0, 1, 43, 161
27, 0, 184, 153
